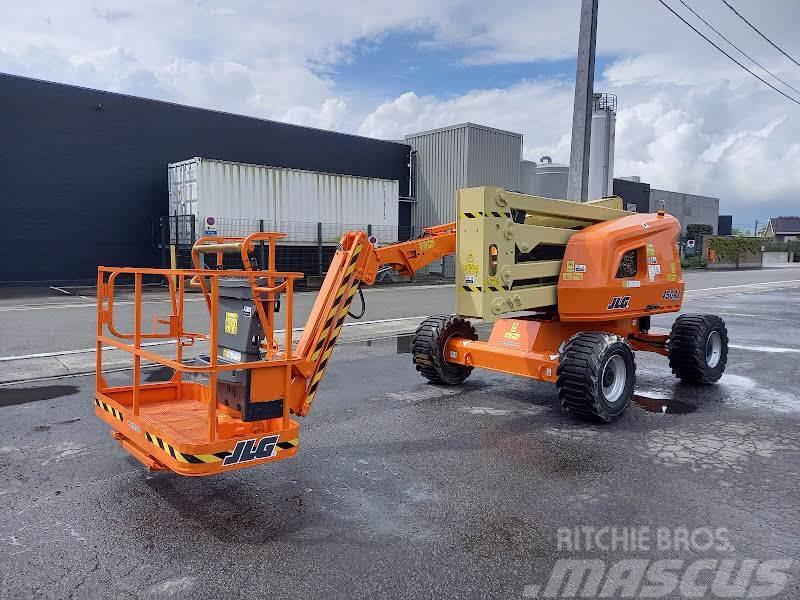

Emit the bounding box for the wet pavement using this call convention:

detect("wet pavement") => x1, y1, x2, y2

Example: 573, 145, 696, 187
0, 286, 799, 599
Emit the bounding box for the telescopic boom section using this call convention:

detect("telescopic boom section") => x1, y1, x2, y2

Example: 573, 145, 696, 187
293, 223, 456, 416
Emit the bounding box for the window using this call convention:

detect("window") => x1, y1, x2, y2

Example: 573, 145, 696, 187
616, 249, 638, 278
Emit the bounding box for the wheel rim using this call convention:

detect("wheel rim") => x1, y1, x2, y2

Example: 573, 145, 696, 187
706, 330, 722, 368
602, 354, 627, 403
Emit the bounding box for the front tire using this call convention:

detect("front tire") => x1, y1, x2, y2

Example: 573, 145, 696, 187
557, 332, 636, 423
412, 315, 477, 385
669, 314, 728, 383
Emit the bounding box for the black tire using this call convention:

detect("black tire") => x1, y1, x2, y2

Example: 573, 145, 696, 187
556, 332, 636, 423
412, 315, 477, 385
669, 314, 728, 383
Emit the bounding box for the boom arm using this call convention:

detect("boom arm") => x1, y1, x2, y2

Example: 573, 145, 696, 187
291, 222, 456, 415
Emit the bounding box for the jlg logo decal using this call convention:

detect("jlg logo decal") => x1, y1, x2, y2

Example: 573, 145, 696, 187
223, 435, 279, 466
607, 296, 631, 310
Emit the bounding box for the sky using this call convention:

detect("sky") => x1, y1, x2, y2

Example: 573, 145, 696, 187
2, 0, 800, 229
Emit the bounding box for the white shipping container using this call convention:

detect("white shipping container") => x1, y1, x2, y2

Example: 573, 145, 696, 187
168, 158, 400, 244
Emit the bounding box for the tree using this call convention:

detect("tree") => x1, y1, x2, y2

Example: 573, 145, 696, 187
686, 223, 713, 236
731, 227, 745, 236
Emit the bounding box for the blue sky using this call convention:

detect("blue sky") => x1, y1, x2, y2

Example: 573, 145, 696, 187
332, 30, 615, 99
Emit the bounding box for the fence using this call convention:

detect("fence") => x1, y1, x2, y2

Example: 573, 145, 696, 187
155, 215, 416, 277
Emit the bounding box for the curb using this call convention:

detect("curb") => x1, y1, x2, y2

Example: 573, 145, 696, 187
0, 316, 436, 386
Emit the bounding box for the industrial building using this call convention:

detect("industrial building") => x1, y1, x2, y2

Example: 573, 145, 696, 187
404, 123, 521, 233
1, 73, 410, 283
2, 73, 723, 284
611, 177, 720, 234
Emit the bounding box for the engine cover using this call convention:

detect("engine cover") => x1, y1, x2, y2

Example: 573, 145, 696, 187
557, 212, 684, 321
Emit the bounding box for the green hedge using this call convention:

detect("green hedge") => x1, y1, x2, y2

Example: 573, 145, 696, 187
708, 236, 761, 260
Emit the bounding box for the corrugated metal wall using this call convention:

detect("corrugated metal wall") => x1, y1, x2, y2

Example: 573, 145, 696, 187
406, 123, 522, 231
169, 158, 399, 244
465, 125, 522, 190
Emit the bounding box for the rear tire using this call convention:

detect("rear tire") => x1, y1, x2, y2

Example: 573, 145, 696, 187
669, 314, 728, 383
412, 315, 477, 385
557, 332, 636, 423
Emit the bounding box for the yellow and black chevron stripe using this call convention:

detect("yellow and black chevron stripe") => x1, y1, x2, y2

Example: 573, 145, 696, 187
305, 244, 363, 407
145, 431, 229, 464
460, 211, 511, 219
275, 438, 299, 453
144, 432, 299, 465
462, 284, 511, 292
95, 397, 123, 421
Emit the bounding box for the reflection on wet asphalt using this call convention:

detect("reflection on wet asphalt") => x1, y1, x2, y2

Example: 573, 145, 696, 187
0, 384, 79, 407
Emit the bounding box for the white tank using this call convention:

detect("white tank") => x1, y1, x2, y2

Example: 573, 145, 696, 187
535, 156, 569, 199
588, 93, 616, 201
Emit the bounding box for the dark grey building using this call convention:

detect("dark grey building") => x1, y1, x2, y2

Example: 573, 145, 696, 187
1, 73, 411, 283
718, 215, 733, 236
612, 177, 651, 213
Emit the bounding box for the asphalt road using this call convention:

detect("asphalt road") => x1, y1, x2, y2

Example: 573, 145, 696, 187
1, 281, 799, 599
1, 267, 800, 358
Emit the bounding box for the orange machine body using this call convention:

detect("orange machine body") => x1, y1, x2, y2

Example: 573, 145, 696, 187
557, 212, 684, 321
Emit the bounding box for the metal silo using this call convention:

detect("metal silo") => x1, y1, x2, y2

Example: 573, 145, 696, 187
535, 156, 569, 199
588, 93, 616, 200
520, 159, 538, 195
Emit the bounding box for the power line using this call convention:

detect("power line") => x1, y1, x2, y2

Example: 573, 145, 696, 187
679, 0, 800, 98
657, 0, 800, 106
720, 0, 800, 69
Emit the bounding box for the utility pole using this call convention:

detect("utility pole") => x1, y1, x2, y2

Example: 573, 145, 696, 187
566, 0, 599, 202
753, 219, 758, 237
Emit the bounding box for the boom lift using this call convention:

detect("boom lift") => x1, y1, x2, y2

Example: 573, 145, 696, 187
95, 187, 728, 476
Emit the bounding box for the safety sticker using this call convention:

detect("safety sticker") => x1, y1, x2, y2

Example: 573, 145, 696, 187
464, 275, 476, 285
646, 243, 656, 257
484, 275, 500, 288
242, 306, 253, 317
563, 272, 584, 281
504, 322, 521, 341
667, 273, 677, 281
419, 239, 436, 251
566, 260, 575, 272
463, 253, 479, 275
224, 311, 238, 335
221, 347, 242, 362
623, 280, 641, 288
574, 264, 586, 273
647, 256, 658, 265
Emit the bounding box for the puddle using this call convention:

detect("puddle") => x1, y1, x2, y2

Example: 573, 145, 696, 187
145, 366, 175, 382
0, 385, 79, 408
632, 393, 697, 415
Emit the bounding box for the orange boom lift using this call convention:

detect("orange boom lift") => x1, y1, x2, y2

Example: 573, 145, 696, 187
95, 187, 728, 475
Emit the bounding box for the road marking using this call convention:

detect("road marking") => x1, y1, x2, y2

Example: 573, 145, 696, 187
3, 279, 799, 313
0, 315, 432, 362
0, 284, 456, 313
729, 344, 800, 354
685, 279, 800, 294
